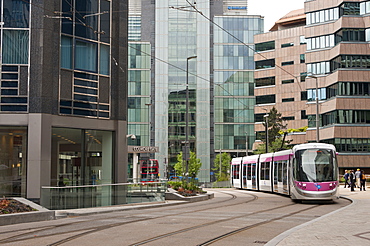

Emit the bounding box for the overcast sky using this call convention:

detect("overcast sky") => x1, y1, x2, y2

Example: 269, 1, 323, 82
248, 0, 306, 32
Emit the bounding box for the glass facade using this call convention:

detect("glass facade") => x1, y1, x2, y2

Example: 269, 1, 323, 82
0, 127, 27, 197
214, 16, 263, 151
52, 128, 113, 186
60, 0, 111, 119
0, 0, 30, 112
322, 138, 370, 153
128, 42, 151, 147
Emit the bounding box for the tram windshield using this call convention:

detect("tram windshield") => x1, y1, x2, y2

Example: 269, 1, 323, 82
294, 148, 338, 182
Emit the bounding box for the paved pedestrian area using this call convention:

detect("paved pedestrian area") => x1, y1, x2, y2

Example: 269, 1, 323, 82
267, 186, 370, 246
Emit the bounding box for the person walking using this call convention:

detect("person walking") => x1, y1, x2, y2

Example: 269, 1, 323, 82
343, 170, 350, 188
355, 168, 362, 188
350, 170, 356, 192
360, 170, 366, 191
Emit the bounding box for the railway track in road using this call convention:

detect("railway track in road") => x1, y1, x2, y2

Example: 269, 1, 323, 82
0, 190, 257, 245
0, 190, 350, 246
128, 202, 303, 246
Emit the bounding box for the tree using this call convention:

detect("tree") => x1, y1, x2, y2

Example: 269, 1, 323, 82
174, 151, 202, 180
212, 152, 231, 181
256, 107, 292, 154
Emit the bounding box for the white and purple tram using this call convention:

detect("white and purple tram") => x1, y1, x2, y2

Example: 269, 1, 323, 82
231, 143, 339, 201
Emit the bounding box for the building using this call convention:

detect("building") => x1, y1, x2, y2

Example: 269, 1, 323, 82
0, 0, 128, 201
129, 0, 263, 182
254, 9, 307, 145
254, 0, 370, 172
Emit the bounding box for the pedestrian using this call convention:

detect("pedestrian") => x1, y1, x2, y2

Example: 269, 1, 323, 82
360, 170, 366, 191
343, 170, 350, 188
355, 168, 362, 188
350, 170, 356, 192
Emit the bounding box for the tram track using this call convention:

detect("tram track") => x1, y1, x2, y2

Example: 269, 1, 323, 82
128, 202, 301, 246
0, 190, 256, 245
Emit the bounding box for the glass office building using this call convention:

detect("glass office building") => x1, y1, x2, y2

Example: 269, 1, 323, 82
0, 0, 128, 201
214, 16, 263, 155
130, 0, 263, 182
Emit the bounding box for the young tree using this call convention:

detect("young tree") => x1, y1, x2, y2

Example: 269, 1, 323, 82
256, 107, 291, 153
212, 152, 231, 181
174, 151, 202, 180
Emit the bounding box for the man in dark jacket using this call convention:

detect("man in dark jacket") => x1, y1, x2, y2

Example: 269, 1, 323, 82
350, 170, 356, 192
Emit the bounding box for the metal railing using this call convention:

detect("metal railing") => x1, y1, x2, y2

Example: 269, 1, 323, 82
41, 182, 167, 210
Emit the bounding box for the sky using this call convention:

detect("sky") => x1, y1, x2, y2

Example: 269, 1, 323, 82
248, 0, 306, 32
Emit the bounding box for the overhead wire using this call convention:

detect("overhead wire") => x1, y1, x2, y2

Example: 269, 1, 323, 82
21, 0, 305, 119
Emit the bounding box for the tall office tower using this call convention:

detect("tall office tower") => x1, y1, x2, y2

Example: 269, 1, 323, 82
254, 0, 370, 172
0, 0, 128, 201
136, 0, 262, 182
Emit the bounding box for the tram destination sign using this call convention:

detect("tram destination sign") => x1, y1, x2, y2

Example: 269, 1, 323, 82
128, 146, 159, 153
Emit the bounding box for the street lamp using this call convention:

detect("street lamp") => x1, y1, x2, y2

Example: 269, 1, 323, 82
306, 74, 320, 143
263, 114, 269, 153
184, 55, 197, 179
245, 132, 248, 156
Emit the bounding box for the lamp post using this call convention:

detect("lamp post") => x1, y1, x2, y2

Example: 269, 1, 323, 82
184, 55, 197, 179
264, 114, 269, 153
306, 74, 320, 143
245, 132, 248, 156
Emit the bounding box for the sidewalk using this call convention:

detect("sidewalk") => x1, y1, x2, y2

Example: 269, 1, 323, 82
268, 186, 370, 246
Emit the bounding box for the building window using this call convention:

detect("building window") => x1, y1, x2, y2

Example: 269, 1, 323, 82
300, 72, 307, 82
281, 43, 294, 48
255, 41, 275, 52
321, 110, 370, 126
282, 116, 295, 121
75, 40, 98, 73
340, 2, 360, 16
255, 76, 275, 87
282, 79, 294, 84
322, 138, 370, 153
301, 110, 308, 120
307, 88, 327, 101
300, 54, 305, 63
52, 128, 114, 186
256, 94, 275, 104
282, 98, 294, 102
282, 61, 294, 66
2, 30, 29, 64
256, 59, 275, 69
301, 91, 307, 101
335, 29, 365, 43
300, 36, 307, 44
0, 127, 28, 197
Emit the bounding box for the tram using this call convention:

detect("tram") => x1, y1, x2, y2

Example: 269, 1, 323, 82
231, 143, 339, 201
140, 159, 159, 182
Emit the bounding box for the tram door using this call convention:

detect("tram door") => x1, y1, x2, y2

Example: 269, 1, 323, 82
282, 160, 288, 194
242, 164, 247, 188
251, 163, 257, 190
259, 161, 272, 191
273, 161, 279, 192
273, 161, 284, 193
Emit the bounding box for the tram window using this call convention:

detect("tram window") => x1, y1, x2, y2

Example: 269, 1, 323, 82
260, 162, 270, 180
278, 161, 283, 182
260, 162, 265, 180
247, 164, 252, 179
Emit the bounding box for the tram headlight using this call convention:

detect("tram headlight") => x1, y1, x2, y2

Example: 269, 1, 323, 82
329, 182, 336, 190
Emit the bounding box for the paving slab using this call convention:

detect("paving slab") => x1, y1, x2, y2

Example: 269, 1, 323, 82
267, 186, 370, 246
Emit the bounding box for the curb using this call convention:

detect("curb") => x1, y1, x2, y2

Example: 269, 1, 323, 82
265, 196, 355, 246
0, 198, 55, 226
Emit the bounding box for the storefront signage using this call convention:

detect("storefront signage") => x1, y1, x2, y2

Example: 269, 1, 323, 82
128, 146, 159, 153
